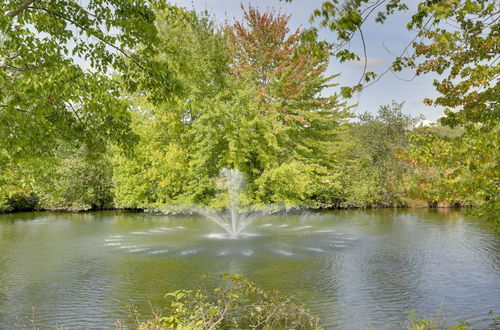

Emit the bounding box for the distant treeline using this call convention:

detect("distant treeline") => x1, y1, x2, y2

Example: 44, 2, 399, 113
0, 103, 490, 214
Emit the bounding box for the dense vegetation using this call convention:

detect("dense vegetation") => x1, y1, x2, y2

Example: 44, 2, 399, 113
1, 1, 498, 224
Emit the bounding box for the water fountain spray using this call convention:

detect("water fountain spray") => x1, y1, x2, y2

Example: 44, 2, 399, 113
198, 168, 259, 238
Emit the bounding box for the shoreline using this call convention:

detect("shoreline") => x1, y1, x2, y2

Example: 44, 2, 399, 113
0, 203, 471, 216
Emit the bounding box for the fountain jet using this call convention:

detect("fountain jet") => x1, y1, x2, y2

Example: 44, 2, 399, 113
198, 168, 259, 238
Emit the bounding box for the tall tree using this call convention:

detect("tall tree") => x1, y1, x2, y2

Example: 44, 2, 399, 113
113, 8, 234, 207
225, 6, 350, 170
112, 7, 351, 209
406, 124, 499, 216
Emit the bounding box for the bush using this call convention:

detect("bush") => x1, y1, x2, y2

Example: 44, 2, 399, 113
405, 310, 499, 330
406, 310, 469, 330
255, 162, 342, 208
36, 147, 114, 211
0, 193, 38, 213
0, 198, 11, 212
136, 274, 322, 329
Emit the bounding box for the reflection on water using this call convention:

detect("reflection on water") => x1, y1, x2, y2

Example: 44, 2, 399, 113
0, 209, 498, 328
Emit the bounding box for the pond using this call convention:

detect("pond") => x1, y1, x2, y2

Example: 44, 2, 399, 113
0, 209, 498, 328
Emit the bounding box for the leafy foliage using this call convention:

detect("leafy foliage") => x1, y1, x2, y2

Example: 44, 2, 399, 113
254, 161, 343, 207
112, 6, 350, 209
112, 8, 232, 208
0, 154, 47, 211
0, 0, 172, 158
290, 0, 499, 119
36, 146, 114, 211
0, 143, 114, 212
283, 0, 499, 217
406, 125, 499, 219
338, 102, 422, 207
0, 3, 496, 217
137, 274, 322, 330
406, 310, 474, 330
225, 6, 350, 168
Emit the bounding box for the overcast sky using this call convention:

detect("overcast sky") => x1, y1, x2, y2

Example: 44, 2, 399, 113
169, 0, 444, 122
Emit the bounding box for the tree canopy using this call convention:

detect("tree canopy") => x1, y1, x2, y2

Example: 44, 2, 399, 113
112, 6, 350, 209
283, 0, 499, 219
287, 0, 499, 125
0, 0, 176, 158
0, 2, 497, 224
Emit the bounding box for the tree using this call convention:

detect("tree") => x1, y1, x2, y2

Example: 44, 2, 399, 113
35, 145, 115, 211
222, 6, 351, 206
284, 0, 499, 215
112, 6, 351, 209
113, 8, 233, 208
287, 0, 498, 121
338, 102, 421, 207
225, 6, 350, 169
406, 125, 499, 216
0, 0, 175, 158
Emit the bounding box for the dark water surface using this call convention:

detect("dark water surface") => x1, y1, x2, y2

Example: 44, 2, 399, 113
0, 209, 498, 329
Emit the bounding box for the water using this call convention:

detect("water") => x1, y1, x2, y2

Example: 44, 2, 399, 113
198, 168, 261, 238
0, 209, 498, 328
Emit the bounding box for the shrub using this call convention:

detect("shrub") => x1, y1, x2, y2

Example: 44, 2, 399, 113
137, 274, 322, 329
404, 310, 499, 330
0, 193, 38, 213
36, 147, 114, 211
0, 198, 11, 212
255, 162, 342, 208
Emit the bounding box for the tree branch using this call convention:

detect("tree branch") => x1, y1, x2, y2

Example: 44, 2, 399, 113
25, 5, 146, 70
0, 104, 29, 113
357, 26, 367, 87
26, 5, 130, 58
6, 0, 37, 17
0, 63, 36, 72
363, 16, 434, 89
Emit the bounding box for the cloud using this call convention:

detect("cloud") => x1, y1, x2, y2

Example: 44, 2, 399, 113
417, 119, 434, 127
346, 57, 385, 67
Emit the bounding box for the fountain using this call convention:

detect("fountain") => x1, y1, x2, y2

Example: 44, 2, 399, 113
198, 168, 260, 238
101, 169, 356, 260
102, 185, 356, 256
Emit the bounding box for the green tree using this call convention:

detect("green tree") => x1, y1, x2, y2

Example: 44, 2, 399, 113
406, 126, 499, 215
0, 1, 183, 211
35, 145, 115, 211
286, 0, 499, 216
0, 0, 174, 158
0, 156, 44, 212
225, 6, 350, 169
223, 6, 350, 206
339, 102, 421, 207
112, 8, 232, 208
112, 6, 350, 209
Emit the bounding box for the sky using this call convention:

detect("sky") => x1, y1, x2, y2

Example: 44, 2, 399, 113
169, 0, 444, 122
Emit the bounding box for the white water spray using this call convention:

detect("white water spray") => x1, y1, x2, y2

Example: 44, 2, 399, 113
199, 168, 259, 238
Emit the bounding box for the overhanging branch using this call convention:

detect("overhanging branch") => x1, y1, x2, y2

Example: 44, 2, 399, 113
0, 104, 29, 113
26, 5, 146, 70
5, 0, 37, 17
